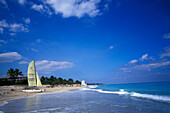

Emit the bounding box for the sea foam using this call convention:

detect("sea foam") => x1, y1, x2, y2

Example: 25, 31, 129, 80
83, 86, 170, 103
130, 92, 170, 102
0, 101, 8, 107
88, 85, 98, 88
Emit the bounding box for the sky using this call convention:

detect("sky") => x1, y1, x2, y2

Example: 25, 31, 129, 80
0, 0, 170, 84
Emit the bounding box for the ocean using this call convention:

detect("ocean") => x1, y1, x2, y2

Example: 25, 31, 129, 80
0, 82, 170, 113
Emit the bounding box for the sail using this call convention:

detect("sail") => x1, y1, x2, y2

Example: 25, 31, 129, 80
27, 61, 36, 86
36, 72, 42, 87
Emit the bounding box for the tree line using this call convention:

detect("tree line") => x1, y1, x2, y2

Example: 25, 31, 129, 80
0, 68, 26, 86
41, 76, 81, 85
0, 68, 81, 86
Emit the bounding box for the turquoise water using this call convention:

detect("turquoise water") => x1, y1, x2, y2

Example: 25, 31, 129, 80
98, 82, 170, 95
89, 82, 170, 103
0, 82, 170, 113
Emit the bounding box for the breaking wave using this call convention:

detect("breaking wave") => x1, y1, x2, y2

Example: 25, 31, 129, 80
130, 92, 170, 102
88, 85, 98, 89
0, 101, 8, 107
82, 86, 170, 103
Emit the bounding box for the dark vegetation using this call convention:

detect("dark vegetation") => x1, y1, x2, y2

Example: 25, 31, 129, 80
0, 68, 81, 86
0, 79, 28, 86
40, 76, 81, 85
0, 68, 27, 86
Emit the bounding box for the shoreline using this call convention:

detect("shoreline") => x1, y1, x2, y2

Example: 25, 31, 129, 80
0, 85, 82, 106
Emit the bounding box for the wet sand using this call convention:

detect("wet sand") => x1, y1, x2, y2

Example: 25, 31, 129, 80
0, 85, 82, 106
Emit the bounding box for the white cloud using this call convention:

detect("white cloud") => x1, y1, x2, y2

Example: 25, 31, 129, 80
36, 60, 48, 65
0, 19, 29, 34
31, 4, 44, 12
9, 23, 28, 32
31, 48, 38, 52
128, 54, 151, 64
10, 33, 16, 36
109, 45, 114, 49
0, 20, 9, 28
31, 4, 52, 15
0, 39, 7, 44
10, 39, 15, 41
119, 68, 131, 72
104, 0, 112, 11
0, 0, 8, 8
140, 54, 149, 61
163, 33, 170, 39
0, 52, 22, 62
36, 39, 41, 43
18, 0, 26, 5
19, 60, 28, 64
120, 60, 170, 72
35, 60, 74, 72
129, 59, 138, 64
24, 18, 30, 24
160, 47, 170, 58
44, 0, 101, 18
135, 61, 170, 70
0, 28, 3, 34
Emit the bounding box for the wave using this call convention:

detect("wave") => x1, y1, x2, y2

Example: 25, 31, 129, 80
88, 85, 98, 89
82, 87, 170, 103
0, 101, 8, 107
130, 92, 170, 102
22, 107, 62, 113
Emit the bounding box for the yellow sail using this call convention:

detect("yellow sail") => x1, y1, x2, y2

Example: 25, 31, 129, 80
27, 61, 36, 86
36, 72, 42, 87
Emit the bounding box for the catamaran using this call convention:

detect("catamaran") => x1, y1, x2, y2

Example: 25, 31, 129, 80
22, 61, 44, 93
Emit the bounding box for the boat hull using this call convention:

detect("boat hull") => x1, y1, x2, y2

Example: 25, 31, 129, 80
22, 89, 44, 93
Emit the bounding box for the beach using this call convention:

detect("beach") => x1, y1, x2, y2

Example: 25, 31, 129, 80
0, 83, 170, 113
0, 85, 81, 106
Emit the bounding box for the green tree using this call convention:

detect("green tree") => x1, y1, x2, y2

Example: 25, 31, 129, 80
6, 68, 23, 80
6, 68, 15, 79
68, 78, 74, 84
15, 69, 23, 77
45, 77, 49, 81
75, 80, 81, 84
41, 76, 45, 84
49, 76, 57, 85
45, 77, 50, 84
50, 76, 56, 81
57, 77, 63, 84
16, 79, 27, 85
0, 78, 10, 86
63, 79, 68, 84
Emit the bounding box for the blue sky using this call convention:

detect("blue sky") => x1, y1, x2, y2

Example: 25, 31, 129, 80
0, 0, 170, 84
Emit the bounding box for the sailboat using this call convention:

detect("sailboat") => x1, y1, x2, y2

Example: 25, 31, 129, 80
22, 61, 44, 93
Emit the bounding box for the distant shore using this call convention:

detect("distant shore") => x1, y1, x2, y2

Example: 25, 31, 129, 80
0, 85, 82, 106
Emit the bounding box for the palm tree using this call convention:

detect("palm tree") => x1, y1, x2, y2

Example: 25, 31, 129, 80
41, 76, 45, 84
6, 68, 23, 81
6, 68, 15, 79
15, 69, 23, 77
50, 76, 56, 81
75, 80, 81, 84
68, 78, 74, 84
56, 77, 63, 84
63, 79, 68, 84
